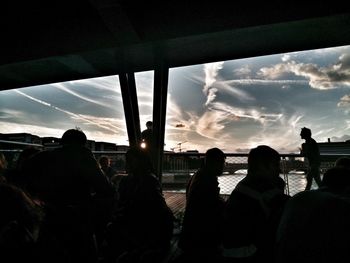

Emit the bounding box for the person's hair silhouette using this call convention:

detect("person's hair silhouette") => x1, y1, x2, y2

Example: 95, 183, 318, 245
61, 129, 87, 146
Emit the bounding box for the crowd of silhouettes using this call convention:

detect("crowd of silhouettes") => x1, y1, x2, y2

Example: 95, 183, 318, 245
1, 127, 350, 263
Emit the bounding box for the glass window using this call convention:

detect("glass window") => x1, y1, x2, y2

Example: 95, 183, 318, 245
135, 71, 154, 133
0, 75, 128, 145
166, 45, 350, 153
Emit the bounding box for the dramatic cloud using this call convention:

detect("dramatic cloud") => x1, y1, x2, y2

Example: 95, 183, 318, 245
53, 83, 116, 109
196, 110, 227, 139
330, 134, 350, 142
203, 62, 224, 105
210, 102, 282, 124
337, 94, 350, 107
0, 121, 66, 138
2, 45, 350, 153
216, 81, 255, 102
233, 65, 252, 77
259, 53, 350, 90
14, 90, 126, 141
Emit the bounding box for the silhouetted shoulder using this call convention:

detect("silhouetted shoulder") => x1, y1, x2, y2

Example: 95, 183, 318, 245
276, 190, 350, 263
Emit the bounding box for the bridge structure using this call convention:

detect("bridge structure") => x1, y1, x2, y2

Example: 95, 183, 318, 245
1, 2, 350, 181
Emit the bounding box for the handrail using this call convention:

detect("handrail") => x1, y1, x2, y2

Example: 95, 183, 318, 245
0, 139, 44, 148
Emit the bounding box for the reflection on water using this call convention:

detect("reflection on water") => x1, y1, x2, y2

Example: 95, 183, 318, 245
218, 172, 319, 196
164, 171, 320, 196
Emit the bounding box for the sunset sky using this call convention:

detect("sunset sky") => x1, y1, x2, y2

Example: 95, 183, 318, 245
1, 45, 350, 153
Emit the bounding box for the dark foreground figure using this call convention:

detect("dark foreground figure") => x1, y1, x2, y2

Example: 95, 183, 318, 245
104, 147, 174, 263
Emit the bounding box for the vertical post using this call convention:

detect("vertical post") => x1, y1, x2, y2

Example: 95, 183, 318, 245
152, 59, 169, 182
119, 72, 141, 147
281, 157, 290, 195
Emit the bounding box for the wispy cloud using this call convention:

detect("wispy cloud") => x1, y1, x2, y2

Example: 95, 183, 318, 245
259, 52, 350, 90
203, 62, 224, 105
210, 102, 282, 124
233, 65, 252, 77
337, 94, 350, 107
289, 115, 304, 129
0, 121, 66, 138
226, 79, 307, 85
53, 83, 115, 108
0, 109, 28, 121
14, 90, 125, 134
15, 90, 52, 106
196, 110, 227, 139
3, 46, 350, 153
216, 81, 255, 101
71, 76, 121, 93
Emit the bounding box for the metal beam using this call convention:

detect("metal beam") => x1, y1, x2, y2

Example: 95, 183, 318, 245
152, 59, 169, 181
119, 72, 141, 147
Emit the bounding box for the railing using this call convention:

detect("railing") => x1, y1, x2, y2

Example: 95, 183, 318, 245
2, 148, 346, 196
160, 152, 339, 196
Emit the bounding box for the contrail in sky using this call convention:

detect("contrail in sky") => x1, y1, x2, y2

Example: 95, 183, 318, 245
14, 90, 123, 133
53, 83, 115, 109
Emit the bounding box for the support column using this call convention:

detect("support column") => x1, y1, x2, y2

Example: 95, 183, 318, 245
152, 60, 169, 182
119, 72, 141, 147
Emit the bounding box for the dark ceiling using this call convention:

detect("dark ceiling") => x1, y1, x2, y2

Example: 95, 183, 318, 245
1, 0, 350, 90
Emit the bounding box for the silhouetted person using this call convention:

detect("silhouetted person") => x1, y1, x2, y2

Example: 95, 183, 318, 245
320, 165, 350, 196
300, 127, 321, 190
105, 147, 174, 263
0, 153, 8, 183
141, 121, 155, 155
0, 153, 7, 171
275, 166, 350, 263
0, 183, 43, 263
178, 147, 226, 262
334, 156, 350, 169
23, 128, 115, 263
99, 156, 116, 180
223, 145, 290, 263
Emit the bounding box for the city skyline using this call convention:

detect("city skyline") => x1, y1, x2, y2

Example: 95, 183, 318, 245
1, 45, 350, 153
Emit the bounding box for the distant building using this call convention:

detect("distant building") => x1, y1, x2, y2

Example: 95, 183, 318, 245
95, 141, 118, 151
42, 136, 61, 150
0, 133, 122, 153
0, 133, 41, 144
115, 145, 129, 152
0, 133, 42, 150
186, 150, 199, 153
318, 140, 350, 162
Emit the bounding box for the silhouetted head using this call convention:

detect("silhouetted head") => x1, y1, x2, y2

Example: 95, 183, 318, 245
321, 166, 350, 195
204, 147, 226, 175
61, 129, 87, 146
248, 145, 280, 178
99, 156, 110, 168
300, 127, 312, 139
335, 157, 350, 169
146, 121, 153, 129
